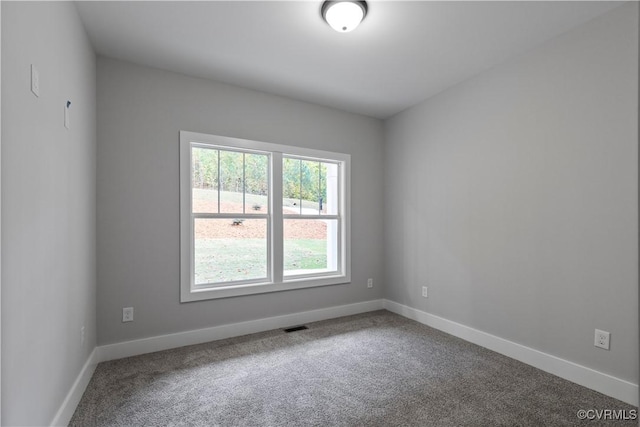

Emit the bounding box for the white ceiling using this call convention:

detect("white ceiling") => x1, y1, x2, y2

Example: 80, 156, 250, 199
75, 1, 623, 119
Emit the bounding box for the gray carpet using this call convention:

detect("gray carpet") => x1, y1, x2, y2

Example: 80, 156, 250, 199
70, 311, 636, 426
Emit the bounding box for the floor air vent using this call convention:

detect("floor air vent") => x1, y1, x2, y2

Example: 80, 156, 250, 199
283, 325, 308, 333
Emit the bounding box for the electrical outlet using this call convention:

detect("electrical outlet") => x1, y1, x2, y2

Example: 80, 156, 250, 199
594, 329, 610, 350
367, 278, 373, 288
122, 307, 134, 323
422, 286, 428, 298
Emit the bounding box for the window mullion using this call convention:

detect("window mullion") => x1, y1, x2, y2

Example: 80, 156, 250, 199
318, 162, 321, 215
298, 159, 302, 214
193, 213, 269, 219
272, 152, 284, 283
217, 149, 221, 214
283, 214, 339, 220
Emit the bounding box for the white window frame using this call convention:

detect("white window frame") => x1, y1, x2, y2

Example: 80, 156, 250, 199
180, 130, 351, 302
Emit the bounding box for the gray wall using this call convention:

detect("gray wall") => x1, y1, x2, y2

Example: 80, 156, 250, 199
1, 3, 3, 422
96, 57, 384, 345
1, 2, 97, 426
384, 3, 638, 383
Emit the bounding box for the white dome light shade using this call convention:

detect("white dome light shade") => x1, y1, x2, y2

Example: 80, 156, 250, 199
322, 1, 367, 33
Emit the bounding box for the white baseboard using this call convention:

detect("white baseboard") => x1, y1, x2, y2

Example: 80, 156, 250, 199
50, 348, 98, 427
383, 299, 639, 406
63, 298, 635, 425
97, 299, 384, 362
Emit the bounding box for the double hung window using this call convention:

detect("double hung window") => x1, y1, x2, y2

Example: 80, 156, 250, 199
180, 131, 350, 302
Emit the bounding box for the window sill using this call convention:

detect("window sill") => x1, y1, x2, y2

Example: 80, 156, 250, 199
181, 274, 351, 302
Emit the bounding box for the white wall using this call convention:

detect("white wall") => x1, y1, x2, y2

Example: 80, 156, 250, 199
1, 2, 97, 425
385, 3, 638, 384
384, 3, 638, 384
96, 58, 384, 345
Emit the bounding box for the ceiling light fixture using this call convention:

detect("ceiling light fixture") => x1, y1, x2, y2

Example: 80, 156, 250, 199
321, 1, 368, 33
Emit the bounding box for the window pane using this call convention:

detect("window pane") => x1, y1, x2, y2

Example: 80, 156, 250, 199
244, 153, 269, 214
284, 219, 338, 276
320, 162, 339, 215
194, 218, 267, 284
283, 157, 301, 214
192, 147, 219, 213
283, 158, 338, 216
219, 150, 244, 213
300, 160, 321, 214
